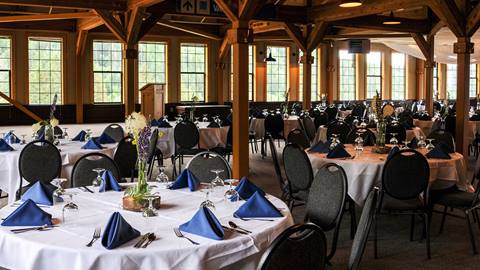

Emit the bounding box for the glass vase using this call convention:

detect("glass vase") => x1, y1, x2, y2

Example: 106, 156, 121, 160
137, 159, 148, 187
376, 120, 386, 148
44, 124, 54, 143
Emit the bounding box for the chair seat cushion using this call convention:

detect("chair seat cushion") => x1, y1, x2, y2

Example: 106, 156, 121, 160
381, 194, 423, 211
435, 190, 476, 208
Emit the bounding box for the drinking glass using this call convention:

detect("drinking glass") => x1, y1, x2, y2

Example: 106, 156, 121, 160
53, 134, 60, 146
85, 129, 92, 141
330, 134, 339, 150
156, 166, 171, 188
418, 135, 427, 148
202, 114, 209, 122
52, 178, 67, 203
62, 192, 79, 224
354, 132, 364, 155
402, 140, 410, 149
142, 194, 160, 217
194, 117, 200, 126
224, 179, 240, 204
214, 116, 222, 126
20, 134, 26, 145
92, 168, 105, 188
63, 128, 69, 141
426, 139, 435, 151
211, 169, 225, 190
389, 133, 398, 147
199, 182, 215, 210
8, 130, 15, 144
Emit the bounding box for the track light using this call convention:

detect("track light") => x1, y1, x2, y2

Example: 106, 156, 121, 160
338, 0, 362, 8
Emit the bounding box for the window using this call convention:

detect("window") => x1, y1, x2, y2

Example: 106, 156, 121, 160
447, 64, 457, 99
338, 50, 355, 100
28, 37, 63, 104
366, 52, 382, 99
299, 49, 319, 101
266, 46, 288, 101
470, 64, 477, 98
93, 40, 122, 103
138, 42, 167, 101
180, 43, 207, 102
0, 36, 11, 104
230, 45, 255, 100
433, 65, 438, 99
391, 52, 406, 100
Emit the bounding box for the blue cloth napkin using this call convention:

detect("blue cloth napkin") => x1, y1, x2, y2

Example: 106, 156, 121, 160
169, 169, 200, 191
0, 139, 13, 152
235, 176, 265, 200
21, 181, 54, 206
308, 140, 331, 153
1, 199, 52, 226
82, 139, 103, 150
426, 144, 451, 159
387, 146, 400, 160
158, 121, 172, 128
234, 191, 283, 218
207, 122, 221, 128
179, 207, 224, 240
101, 212, 140, 249
96, 133, 116, 144
99, 170, 122, 192
407, 137, 418, 149
150, 119, 160, 127
326, 144, 351, 159
72, 130, 87, 141
4, 132, 20, 143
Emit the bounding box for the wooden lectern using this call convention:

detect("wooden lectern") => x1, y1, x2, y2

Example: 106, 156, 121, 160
140, 83, 165, 119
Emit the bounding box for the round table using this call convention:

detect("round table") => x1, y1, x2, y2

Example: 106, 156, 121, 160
0, 185, 293, 270
0, 141, 117, 204
314, 126, 425, 145
308, 145, 468, 206
249, 116, 300, 140
414, 119, 480, 142
156, 122, 229, 158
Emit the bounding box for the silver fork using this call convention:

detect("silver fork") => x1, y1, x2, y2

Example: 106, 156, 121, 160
86, 227, 101, 247
173, 228, 199, 245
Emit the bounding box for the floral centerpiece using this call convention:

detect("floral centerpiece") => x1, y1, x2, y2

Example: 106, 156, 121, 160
282, 88, 290, 119
123, 112, 159, 211
190, 95, 199, 121
31, 94, 59, 143
371, 91, 392, 153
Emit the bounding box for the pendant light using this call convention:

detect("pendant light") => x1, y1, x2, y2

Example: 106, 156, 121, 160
383, 12, 401, 25
338, 0, 362, 8
264, 50, 276, 62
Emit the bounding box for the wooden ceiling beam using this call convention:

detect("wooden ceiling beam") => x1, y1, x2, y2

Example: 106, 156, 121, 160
427, 0, 465, 37
94, 9, 127, 43
157, 19, 221, 40
217, 35, 230, 63
284, 22, 306, 52
467, 2, 480, 36
128, 0, 164, 10
77, 17, 103, 31
0, 0, 126, 11
429, 20, 445, 36
411, 33, 430, 59
332, 15, 430, 34
126, 6, 146, 45
251, 21, 285, 33
0, 11, 94, 23
307, 21, 328, 52
213, 0, 238, 23
239, 0, 261, 21
76, 29, 88, 56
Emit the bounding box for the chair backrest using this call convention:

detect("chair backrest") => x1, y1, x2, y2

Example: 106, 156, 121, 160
351, 104, 366, 118
287, 129, 310, 150
71, 153, 121, 187
348, 188, 379, 270
147, 129, 159, 162
113, 136, 138, 178
19, 140, 61, 187
325, 106, 338, 123
430, 118, 443, 134
326, 121, 351, 143
302, 117, 317, 141
103, 124, 125, 142
186, 151, 231, 181
267, 134, 287, 198
314, 112, 329, 129
445, 115, 456, 139
174, 120, 199, 150
257, 223, 327, 270
346, 128, 376, 146
265, 114, 284, 137
283, 143, 314, 194
382, 149, 429, 201
385, 123, 407, 143
306, 163, 347, 231
428, 129, 455, 152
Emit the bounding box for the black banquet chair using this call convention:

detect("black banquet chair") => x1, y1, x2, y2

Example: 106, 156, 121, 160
385, 122, 406, 144
257, 223, 327, 270
326, 120, 351, 143
267, 134, 289, 201
300, 116, 316, 142
18, 140, 61, 198
263, 114, 285, 156
147, 129, 163, 180
114, 136, 138, 181
325, 106, 338, 123
346, 128, 376, 146
286, 129, 310, 150
71, 153, 121, 188
186, 151, 231, 182
172, 120, 205, 176
314, 111, 329, 129
428, 129, 455, 153
102, 124, 125, 142
283, 143, 314, 211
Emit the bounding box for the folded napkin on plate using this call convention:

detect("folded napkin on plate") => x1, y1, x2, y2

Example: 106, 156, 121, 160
21, 181, 55, 206
407, 137, 418, 149
4, 132, 20, 143
234, 191, 283, 219
308, 140, 331, 153
0, 139, 13, 152
207, 122, 221, 128
426, 144, 451, 159
235, 176, 265, 200
82, 139, 103, 150
1, 199, 52, 226
96, 133, 116, 144
158, 121, 172, 128
179, 207, 224, 240
99, 170, 122, 192
72, 130, 87, 141
101, 212, 140, 249
150, 119, 160, 127
387, 146, 400, 160
326, 144, 351, 159
169, 169, 199, 191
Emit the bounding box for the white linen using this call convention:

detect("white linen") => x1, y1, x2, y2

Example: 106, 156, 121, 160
0, 141, 116, 204
314, 126, 425, 144
308, 145, 468, 206
249, 116, 300, 140
414, 119, 480, 142
0, 185, 293, 270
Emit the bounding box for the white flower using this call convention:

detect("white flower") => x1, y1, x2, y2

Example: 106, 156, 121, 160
50, 117, 59, 127
125, 112, 147, 133
32, 122, 41, 133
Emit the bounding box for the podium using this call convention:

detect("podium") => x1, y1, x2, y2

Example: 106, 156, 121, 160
140, 83, 165, 119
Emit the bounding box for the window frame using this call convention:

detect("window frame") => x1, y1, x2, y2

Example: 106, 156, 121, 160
433, 65, 439, 99
337, 49, 356, 101
299, 49, 319, 102
391, 52, 406, 100
137, 40, 168, 102
365, 51, 382, 99
470, 64, 477, 98
266, 45, 289, 102
0, 33, 13, 105
180, 42, 207, 102
446, 63, 457, 100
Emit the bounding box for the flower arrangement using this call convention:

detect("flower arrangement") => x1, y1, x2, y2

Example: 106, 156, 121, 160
282, 88, 290, 115
32, 94, 59, 142
190, 95, 199, 120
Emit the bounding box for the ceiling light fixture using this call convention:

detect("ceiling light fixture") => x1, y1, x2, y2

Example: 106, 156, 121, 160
383, 12, 401, 25
338, 0, 362, 8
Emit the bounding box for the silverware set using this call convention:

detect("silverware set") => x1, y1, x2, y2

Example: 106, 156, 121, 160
79, 186, 94, 193
10, 224, 56, 234
174, 227, 199, 245
134, 233, 156, 248
86, 227, 101, 247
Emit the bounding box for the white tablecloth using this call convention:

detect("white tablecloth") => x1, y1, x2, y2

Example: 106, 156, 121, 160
0, 185, 293, 270
314, 126, 425, 144
0, 141, 116, 204
249, 116, 300, 140
414, 119, 480, 142
156, 122, 229, 158
308, 145, 468, 206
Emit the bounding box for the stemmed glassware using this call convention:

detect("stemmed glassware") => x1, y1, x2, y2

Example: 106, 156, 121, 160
389, 133, 399, 147
418, 135, 427, 148
199, 182, 215, 210
354, 132, 364, 155
402, 140, 409, 149
20, 134, 26, 145
330, 134, 340, 150
62, 192, 79, 223
63, 128, 69, 141
8, 130, 15, 144
156, 166, 171, 188
92, 168, 105, 188
211, 169, 225, 190
202, 114, 209, 122
224, 179, 240, 204
194, 117, 200, 126
142, 193, 160, 217
52, 178, 67, 203
53, 134, 60, 146
85, 129, 92, 141
426, 139, 435, 151
214, 116, 222, 126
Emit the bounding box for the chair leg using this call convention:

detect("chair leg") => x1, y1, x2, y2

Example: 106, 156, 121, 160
171, 156, 177, 179
466, 211, 478, 255
439, 205, 448, 234
424, 212, 431, 259
374, 214, 379, 259
349, 200, 357, 240
476, 209, 480, 230
410, 214, 415, 241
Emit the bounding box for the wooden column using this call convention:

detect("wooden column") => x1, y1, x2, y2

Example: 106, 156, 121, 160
301, 53, 313, 109
454, 37, 474, 157
326, 45, 335, 104
424, 60, 435, 115
230, 26, 250, 179
123, 45, 137, 115
216, 63, 225, 104
75, 53, 84, 123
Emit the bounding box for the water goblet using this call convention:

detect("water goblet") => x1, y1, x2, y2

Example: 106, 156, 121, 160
199, 182, 215, 210
354, 132, 364, 155
224, 179, 240, 204
63, 128, 69, 141
53, 134, 60, 146
85, 129, 92, 141
389, 133, 399, 147
52, 178, 67, 203
402, 140, 410, 149
329, 134, 339, 150
194, 117, 200, 125
142, 194, 160, 217
92, 168, 105, 188
20, 134, 26, 145
211, 169, 225, 190
418, 135, 427, 148
202, 114, 209, 122
426, 139, 435, 151
62, 192, 79, 224
156, 166, 171, 188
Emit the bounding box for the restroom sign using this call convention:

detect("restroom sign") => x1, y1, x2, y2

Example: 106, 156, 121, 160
179, 0, 195, 14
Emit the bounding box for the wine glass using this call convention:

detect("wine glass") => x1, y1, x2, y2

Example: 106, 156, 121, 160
426, 139, 435, 151
224, 179, 240, 204
211, 169, 225, 190
194, 117, 200, 125
92, 168, 105, 188
62, 192, 79, 224
142, 194, 160, 217
156, 166, 171, 188
389, 133, 398, 147
52, 178, 67, 204
402, 140, 410, 149
418, 135, 427, 148
63, 128, 69, 141
354, 132, 364, 155
85, 129, 92, 141
199, 182, 215, 210
202, 114, 209, 122
20, 134, 26, 145
330, 134, 339, 150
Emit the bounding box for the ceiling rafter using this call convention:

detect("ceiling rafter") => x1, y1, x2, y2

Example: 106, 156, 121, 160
467, 2, 480, 36
157, 19, 222, 40
427, 0, 464, 37
94, 9, 127, 43
0, 0, 126, 11
0, 11, 94, 23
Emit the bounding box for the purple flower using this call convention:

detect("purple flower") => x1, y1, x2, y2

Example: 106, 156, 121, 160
137, 126, 152, 161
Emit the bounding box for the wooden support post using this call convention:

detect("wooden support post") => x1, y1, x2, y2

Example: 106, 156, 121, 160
230, 26, 251, 179
454, 37, 474, 157
326, 45, 335, 104
216, 63, 225, 104
301, 53, 313, 109
75, 30, 87, 123
123, 45, 137, 115
425, 36, 435, 116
